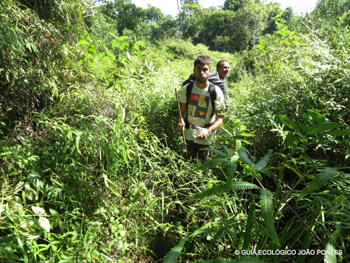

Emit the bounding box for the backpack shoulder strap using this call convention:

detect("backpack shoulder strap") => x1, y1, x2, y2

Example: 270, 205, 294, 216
184, 82, 194, 128
186, 82, 194, 105
208, 83, 217, 112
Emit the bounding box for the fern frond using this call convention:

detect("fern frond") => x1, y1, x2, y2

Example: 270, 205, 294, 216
190, 217, 236, 239
260, 189, 280, 247
201, 147, 230, 158
298, 168, 338, 200
190, 183, 229, 201
227, 162, 238, 184
163, 234, 188, 263
231, 181, 259, 191
195, 158, 230, 171
324, 230, 340, 263
236, 140, 253, 165
253, 149, 272, 171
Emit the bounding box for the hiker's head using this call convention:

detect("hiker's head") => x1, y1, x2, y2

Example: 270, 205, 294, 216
216, 60, 230, 80
193, 55, 212, 84
194, 55, 212, 69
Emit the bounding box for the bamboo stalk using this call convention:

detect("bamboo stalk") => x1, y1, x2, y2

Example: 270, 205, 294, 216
175, 88, 187, 154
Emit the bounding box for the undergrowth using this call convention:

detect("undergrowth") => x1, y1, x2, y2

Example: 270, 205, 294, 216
1, 1, 350, 262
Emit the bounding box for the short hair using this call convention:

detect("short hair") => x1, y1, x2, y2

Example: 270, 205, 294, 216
194, 55, 212, 69
216, 60, 229, 69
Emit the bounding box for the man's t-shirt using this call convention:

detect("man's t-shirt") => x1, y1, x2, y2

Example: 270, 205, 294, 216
180, 82, 225, 145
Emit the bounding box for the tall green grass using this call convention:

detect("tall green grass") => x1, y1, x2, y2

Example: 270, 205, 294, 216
1, 1, 350, 262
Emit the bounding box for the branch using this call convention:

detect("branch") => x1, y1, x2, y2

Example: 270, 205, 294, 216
83, 2, 108, 16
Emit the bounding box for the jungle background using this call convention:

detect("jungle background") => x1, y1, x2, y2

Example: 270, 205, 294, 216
1, 0, 350, 262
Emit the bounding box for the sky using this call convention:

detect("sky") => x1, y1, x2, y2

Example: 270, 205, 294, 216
131, 0, 318, 17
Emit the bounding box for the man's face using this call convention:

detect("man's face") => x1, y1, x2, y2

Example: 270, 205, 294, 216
194, 63, 211, 83
217, 61, 230, 80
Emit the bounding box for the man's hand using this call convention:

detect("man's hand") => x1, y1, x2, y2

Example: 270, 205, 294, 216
195, 127, 212, 140
177, 120, 185, 132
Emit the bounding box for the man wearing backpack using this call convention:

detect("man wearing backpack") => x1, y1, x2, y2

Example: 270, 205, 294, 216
177, 55, 225, 160
182, 59, 230, 105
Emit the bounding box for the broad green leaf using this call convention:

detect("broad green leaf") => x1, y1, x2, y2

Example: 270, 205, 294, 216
134, 48, 141, 58
19, 220, 31, 229
98, 52, 106, 60
88, 46, 97, 53
29, 172, 43, 190
307, 123, 343, 135
119, 42, 128, 50
38, 217, 50, 232
328, 130, 350, 136
32, 206, 46, 215
49, 208, 59, 215
297, 121, 308, 132
307, 109, 325, 124
118, 36, 128, 42
260, 189, 280, 246
137, 41, 145, 48
8, 197, 23, 212
239, 133, 255, 137
77, 40, 88, 45
78, 60, 84, 65
240, 125, 247, 131
285, 131, 298, 149
112, 39, 118, 47
278, 115, 300, 131
163, 234, 188, 263
13, 181, 24, 193
233, 120, 239, 129
25, 187, 38, 201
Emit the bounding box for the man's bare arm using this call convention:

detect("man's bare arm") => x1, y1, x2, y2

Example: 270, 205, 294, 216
177, 102, 187, 132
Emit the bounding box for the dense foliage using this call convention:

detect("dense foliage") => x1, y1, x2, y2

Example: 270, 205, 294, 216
1, 0, 350, 262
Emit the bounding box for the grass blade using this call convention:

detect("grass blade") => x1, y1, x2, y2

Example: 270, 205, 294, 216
243, 199, 255, 250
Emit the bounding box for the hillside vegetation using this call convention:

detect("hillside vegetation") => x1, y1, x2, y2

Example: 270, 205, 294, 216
1, 0, 350, 262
